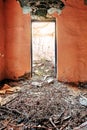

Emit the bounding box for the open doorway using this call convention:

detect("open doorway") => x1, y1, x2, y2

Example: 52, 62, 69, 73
31, 20, 57, 79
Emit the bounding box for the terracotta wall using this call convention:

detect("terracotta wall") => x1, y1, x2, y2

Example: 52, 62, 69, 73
5, 0, 31, 79
0, 0, 31, 81
56, 0, 87, 83
1, 0, 87, 83
0, 1, 5, 80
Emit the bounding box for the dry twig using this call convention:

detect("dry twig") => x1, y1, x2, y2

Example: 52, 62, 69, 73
49, 117, 59, 130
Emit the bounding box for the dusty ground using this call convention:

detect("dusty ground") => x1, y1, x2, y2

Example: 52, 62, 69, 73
0, 60, 87, 130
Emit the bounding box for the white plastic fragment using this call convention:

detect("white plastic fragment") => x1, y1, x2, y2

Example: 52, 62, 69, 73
79, 95, 87, 106
47, 77, 54, 84
31, 82, 42, 87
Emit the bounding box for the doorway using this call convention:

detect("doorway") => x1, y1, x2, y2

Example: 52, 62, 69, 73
31, 20, 57, 78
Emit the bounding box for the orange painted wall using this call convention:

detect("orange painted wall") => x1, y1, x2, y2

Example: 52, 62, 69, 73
1, 0, 87, 83
56, 0, 87, 83
0, 1, 5, 80
5, 0, 31, 79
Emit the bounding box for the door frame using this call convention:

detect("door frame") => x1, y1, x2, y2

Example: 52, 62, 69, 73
31, 19, 57, 77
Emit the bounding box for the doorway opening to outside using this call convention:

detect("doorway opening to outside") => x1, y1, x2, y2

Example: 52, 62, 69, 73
31, 20, 57, 80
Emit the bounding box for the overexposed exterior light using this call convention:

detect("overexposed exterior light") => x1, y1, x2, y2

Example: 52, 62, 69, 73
32, 22, 55, 63
22, 6, 32, 14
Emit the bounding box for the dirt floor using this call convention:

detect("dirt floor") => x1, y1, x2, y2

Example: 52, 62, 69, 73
0, 60, 87, 130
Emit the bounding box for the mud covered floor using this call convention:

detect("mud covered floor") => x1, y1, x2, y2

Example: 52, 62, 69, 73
0, 60, 87, 130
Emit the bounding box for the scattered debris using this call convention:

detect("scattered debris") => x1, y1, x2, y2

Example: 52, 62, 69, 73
47, 77, 54, 84
60, 122, 68, 130
0, 60, 87, 129
31, 82, 43, 87
0, 93, 18, 106
79, 95, 87, 106
63, 115, 71, 122
0, 84, 21, 94
1, 84, 11, 89
7, 123, 24, 130
49, 117, 59, 130
0, 89, 6, 94
43, 75, 50, 80
74, 121, 87, 130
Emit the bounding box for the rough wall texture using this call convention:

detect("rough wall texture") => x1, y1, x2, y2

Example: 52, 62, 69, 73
0, 0, 87, 83
5, 0, 31, 79
56, 0, 87, 83
0, 1, 5, 80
